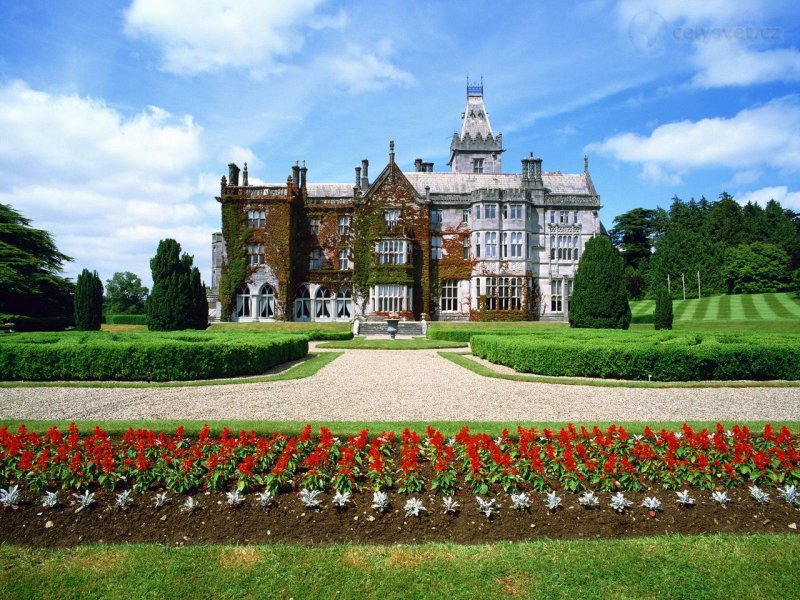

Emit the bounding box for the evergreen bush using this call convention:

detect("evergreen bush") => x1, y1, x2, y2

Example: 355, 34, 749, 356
569, 236, 631, 329
653, 287, 673, 330
147, 239, 208, 331
73, 269, 103, 331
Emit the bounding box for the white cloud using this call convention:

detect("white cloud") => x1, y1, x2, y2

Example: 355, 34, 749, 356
587, 95, 800, 181
691, 39, 800, 88
616, 0, 765, 29
736, 186, 800, 210
123, 0, 343, 76
0, 80, 210, 286
316, 43, 415, 93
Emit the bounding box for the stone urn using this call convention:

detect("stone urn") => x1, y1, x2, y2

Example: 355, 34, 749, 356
386, 317, 400, 339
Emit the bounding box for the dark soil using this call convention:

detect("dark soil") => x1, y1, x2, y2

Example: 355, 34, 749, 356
1, 488, 798, 547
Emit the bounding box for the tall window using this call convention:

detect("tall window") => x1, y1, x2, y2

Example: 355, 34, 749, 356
258, 283, 274, 319
315, 286, 333, 319
550, 235, 556, 260
247, 244, 264, 265
336, 288, 353, 319
551, 279, 563, 312
309, 247, 321, 270
484, 204, 497, 219
294, 284, 311, 320
485, 277, 522, 310
475, 204, 481, 220
463, 237, 470, 259
502, 232, 508, 258
502, 204, 508, 219
385, 209, 399, 227
510, 204, 523, 220
485, 232, 497, 258
309, 217, 320, 235
236, 284, 251, 318
573, 236, 580, 260
475, 233, 481, 258
431, 236, 442, 260
573, 211, 579, 224
338, 215, 350, 236
378, 240, 407, 265
441, 280, 458, 312
473, 158, 484, 173
550, 210, 555, 224
339, 248, 350, 270
510, 232, 523, 258
431, 210, 443, 224
247, 209, 265, 228
559, 210, 569, 224
375, 284, 409, 312
462, 209, 469, 223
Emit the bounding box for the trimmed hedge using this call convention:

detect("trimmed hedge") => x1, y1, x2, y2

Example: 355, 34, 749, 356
428, 327, 542, 343
0, 331, 308, 381
471, 332, 800, 381
105, 314, 148, 325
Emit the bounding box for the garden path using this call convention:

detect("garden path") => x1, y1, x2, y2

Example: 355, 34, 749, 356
1, 348, 798, 422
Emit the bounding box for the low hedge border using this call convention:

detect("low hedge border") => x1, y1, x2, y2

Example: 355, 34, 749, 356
471, 333, 800, 381
105, 314, 148, 325
0, 334, 308, 382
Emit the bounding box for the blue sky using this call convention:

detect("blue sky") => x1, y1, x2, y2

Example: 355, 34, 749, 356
1, 0, 799, 287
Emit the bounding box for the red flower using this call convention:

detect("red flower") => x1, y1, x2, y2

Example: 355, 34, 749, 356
752, 450, 770, 470
238, 455, 255, 477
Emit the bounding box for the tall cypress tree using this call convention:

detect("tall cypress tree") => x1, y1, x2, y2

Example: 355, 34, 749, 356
147, 239, 207, 331
569, 236, 631, 329
653, 287, 673, 330
74, 269, 103, 330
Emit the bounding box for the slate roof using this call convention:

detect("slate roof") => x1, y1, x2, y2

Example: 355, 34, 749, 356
402, 172, 595, 196
304, 183, 354, 198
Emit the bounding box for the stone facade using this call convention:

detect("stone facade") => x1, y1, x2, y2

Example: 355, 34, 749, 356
209, 83, 604, 323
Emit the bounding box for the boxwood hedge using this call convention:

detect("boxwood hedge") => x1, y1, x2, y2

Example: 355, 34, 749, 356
0, 331, 308, 382
105, 314, 148, 325
470, 331, 800, 381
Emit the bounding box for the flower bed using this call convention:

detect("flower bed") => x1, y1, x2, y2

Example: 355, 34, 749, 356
0, 423, 798, 546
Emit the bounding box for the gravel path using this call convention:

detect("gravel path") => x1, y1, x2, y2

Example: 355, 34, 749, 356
1, 348, 798, 422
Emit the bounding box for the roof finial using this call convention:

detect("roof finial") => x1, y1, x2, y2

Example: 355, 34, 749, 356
584, 154, 589, 173
389, 140, 395, 165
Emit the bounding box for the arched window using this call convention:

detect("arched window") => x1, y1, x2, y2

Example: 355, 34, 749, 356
294, 284, 311, 321
258, 283, 275, 319
315, 286, 333, 319
236, 284, 251, 319
336, 287, 353, 319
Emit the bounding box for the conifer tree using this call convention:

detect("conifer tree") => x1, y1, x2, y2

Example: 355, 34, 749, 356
147, 239, 208, 331
653, 287, 673, 330
74, 269, 103, 330
569, 236, 631, 329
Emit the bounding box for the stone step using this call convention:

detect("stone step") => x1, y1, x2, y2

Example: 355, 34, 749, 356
358, 321, 424, 336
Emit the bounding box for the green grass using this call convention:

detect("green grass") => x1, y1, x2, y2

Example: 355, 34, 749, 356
1, 536, 797, 599
2, 419, 798, 438
440, 351, 800, 388
0, 351, 342, 389
318, 337, 467, 349
630, 292, 800, 324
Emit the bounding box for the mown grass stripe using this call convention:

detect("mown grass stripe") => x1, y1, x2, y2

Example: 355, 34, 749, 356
672, 298, 694, 320
702, 295, 722, 321
690, 297, 712, 321
740, 294, 760, 320
631, 300, 654, 316
759, 294, 792, 319
717, 294, 732, 320
771, 292, 800, 317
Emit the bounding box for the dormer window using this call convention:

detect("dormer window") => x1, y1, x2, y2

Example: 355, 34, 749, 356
473, 158, 484, 174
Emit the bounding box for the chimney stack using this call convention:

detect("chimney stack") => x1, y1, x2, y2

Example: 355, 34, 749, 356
584, 154, 589, 173
389, 140, 395, 165
355, 166, 362, 187
300, 160, 307, 188
415, 158, 423, 172
292, 161, 300, 187
227, 163, 240, 186
361, 159, 369, 190
242, 162, 248, 186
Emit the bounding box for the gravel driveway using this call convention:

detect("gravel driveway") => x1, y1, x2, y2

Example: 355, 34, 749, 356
1, 348, 798, 422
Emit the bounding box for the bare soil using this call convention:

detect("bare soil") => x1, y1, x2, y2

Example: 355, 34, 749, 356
1, 488, 798, 547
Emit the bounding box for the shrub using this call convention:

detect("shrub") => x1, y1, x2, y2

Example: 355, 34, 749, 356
105, 314, 148, 325
74, 269, 103, 331
0, 332, 307, 381
147, 239, 207, 331
569, 236, 631, 329
653, 288, 673, 330
471, 331, 800, 381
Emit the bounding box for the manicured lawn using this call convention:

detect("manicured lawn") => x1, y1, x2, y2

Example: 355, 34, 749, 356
630, 292, 800, 324
318, 337, 467, 349
1, 536, 797, 599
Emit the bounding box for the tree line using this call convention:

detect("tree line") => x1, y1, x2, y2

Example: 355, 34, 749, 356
610, 193, 800, 299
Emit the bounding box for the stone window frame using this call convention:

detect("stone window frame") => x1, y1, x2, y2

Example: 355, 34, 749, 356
440, 280, 459, 312
247, 244, 265, 265
377, 239, 407, 265
485, 231, 497, 258
247, 209, 266, 228
431, 236, 443, 260
338, 215, 351, 236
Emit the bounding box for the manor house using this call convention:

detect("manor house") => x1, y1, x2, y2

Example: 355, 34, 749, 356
209, 83, 604, 323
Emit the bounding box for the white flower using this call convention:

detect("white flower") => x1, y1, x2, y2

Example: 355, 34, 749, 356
544, 491, 562, 511
332, 491, 351, 508
609, 492, 632, 513
371, 491, 389, 512
0, 485, 20, 507
641, 497, 662, 511
675, 490, 695, 506
256, 490, 274, 508
711, 490, 730, 505
299, 488, 322, 509
578, 491, 600, 508
404, 497, 426, 517
750, 486, 770, 505
442, 496, 460, 514
510, 493, 531, 511
476, 497, 498, 518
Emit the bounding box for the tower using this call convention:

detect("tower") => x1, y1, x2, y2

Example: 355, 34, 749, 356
448, 78, 504, 174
